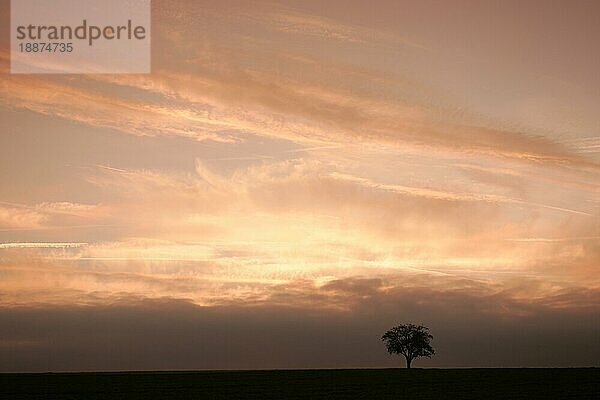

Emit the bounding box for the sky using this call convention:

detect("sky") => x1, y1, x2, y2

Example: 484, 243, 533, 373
0, 0, 599, 371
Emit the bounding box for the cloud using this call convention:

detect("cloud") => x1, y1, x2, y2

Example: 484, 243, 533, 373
268, 11, 368, 43
56, 159, 593, 280
330, 171, 591, 215
103, 68, 599, 169
0, 154, 594, 313
0, 75, 234, 143
0, 201, 110, 233
262, 9, 427, 50
0, 290, 598, 371
505, 236, 600, 243
0, 205, 45, 230
3, 34, 598, 171
0, 242, 87, 249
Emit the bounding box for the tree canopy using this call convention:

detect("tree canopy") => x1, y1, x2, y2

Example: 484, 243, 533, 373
381, 324, 435, 368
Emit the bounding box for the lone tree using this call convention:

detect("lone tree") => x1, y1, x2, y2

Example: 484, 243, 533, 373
381, 324, 435, 368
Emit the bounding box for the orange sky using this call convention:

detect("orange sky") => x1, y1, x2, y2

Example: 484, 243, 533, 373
0, 0, 598, 369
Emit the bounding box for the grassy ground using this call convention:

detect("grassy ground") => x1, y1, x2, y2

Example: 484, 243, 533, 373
1, 368, 598, 399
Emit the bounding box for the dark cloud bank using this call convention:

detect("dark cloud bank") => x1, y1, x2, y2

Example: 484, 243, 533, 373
1, 280, 598, 372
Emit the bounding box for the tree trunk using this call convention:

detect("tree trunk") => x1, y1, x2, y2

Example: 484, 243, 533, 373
405, 357, 412, 369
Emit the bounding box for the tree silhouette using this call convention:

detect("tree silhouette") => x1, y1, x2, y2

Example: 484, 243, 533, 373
381, 324, 435, 368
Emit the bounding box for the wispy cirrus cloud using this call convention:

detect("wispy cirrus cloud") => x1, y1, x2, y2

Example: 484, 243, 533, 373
0, 201, 110, 232
2, 40, 598, 171
0, 242, 88, 249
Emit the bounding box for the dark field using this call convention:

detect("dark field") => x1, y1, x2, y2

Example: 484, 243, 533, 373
1, 368, 598, 399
